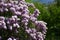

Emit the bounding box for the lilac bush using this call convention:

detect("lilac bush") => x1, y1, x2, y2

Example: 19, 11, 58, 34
0, 0, 47, 40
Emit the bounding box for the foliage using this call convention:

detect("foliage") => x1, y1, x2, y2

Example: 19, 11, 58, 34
55, 0, 60, 6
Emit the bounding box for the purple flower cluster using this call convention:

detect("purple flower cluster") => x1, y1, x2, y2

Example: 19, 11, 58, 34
0, 0, 47, 40
25, 22, 47, 40
7, 37, 19, 40
0, 16, 20, 31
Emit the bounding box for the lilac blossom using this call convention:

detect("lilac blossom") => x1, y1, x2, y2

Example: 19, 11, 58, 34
0, 16, 7, 29
25, 26, 46, 40
7, 38, 12, 40
0, 36, 2, 40
7, 37, 17, 40
0, 0, 47, 40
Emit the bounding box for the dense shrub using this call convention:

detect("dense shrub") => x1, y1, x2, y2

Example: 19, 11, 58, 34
0, 0, 47, 40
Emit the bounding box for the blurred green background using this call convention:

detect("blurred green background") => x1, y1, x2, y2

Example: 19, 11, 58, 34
26, 0, 60, 40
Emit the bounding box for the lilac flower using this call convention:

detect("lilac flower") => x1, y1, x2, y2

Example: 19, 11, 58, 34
0, 8, 4, 12
7, 37, 17, 40
0, 16, 5, 21
25, 26, 46, 40
7, 3, 12, 7
27, 3, 35, 8
25, 28, 32, 33
0, 0, 47, 40
30, 16, 37, 22
22, 14, 30, 19
13, 23, 20, 28
9, 26, 12, 30
33, 9, 40, 17
10, 7, 16, 12
7, 38, 12, 40
15, 29, 19, 33
0, 2, 4, 6
0, 16, 7, 29
22, 18, 29, 25
14, 11, 21, 15
35, 21, 47, 34
15, 6, 20, 10
3, 3, 7, 7
4, 8, 8, 11
14, 1, 18, 4
6, 16, 20, 29
0, 36, 2, 40
23, 5, 28, 10
13, 38, 16, 40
